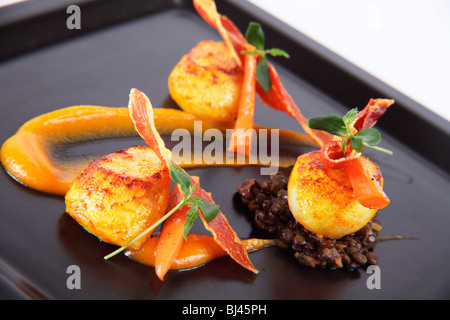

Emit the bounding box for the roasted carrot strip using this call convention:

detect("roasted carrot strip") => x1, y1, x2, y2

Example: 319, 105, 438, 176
228, 53, 257, 155
346, 157, 390, 209
154, 184, 189, 280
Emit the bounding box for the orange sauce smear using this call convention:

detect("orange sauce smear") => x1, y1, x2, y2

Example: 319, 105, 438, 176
0, 105, 313, 196
127, 234, 279, 271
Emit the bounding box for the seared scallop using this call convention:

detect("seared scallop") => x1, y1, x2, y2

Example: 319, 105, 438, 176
168, 40, 243, 123
287, 151, 383, 239
65, 146, 171, 249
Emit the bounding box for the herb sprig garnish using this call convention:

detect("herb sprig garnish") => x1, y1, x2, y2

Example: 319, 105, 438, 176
241, 22, 290, 92
308, 108, 393, 155
169, 161, 220, 238
104, 161, 220, 260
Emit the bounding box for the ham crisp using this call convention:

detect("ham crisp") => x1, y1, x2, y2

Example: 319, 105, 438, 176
319, 139, 360, 169
352, 98, 395, 131
193, 0, 247, 67
128, 88, 171, 166
128, 88, 257, 274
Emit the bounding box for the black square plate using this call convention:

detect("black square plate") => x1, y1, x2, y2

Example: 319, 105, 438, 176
0, 0, 449, 300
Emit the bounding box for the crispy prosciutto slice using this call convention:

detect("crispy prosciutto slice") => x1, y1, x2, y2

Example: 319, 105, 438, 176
352, 98, 394, 132
193, 0, 247, 67
128, 88, 171, 166
128, 88, 257, 274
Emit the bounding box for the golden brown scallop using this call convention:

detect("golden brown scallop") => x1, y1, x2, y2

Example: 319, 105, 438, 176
287, 151, 383, 239
168, 40, 243, 123
65, 146, 171, 249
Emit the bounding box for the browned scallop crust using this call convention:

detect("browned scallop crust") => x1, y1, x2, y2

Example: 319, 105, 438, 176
288, 151, 382, 239
65, 146, 171, 249
168, 40, 243, 123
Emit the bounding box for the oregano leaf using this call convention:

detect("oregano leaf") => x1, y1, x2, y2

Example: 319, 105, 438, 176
266, 48, 290, 58
256, 58, 271, 92
184, 203, 199, 240
350, 136, 364, 152
308, 114, 347, 137
342, 138, 348, 155
307, 108, 393, 157
245, 22, 265, 50
168, 161, 191, 196
343, 108, 358, 127
356, 128, 381, 146
240, 50, 259, 56
198, 198, 220, 223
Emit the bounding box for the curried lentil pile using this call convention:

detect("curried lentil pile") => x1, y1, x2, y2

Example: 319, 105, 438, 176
237, 172, 381, 270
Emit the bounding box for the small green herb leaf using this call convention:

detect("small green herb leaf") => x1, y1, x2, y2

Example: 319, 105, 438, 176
168, 161, 191, 196
342, 138, 348, 155
343, 108, 358, 127
245, 22, 265, 50
197, 198, 220, 223
356, 128, 381, 146
240, 50, 260, 56
256, 58, 271, 92
184, 203, 199, 240
308, 114, 347, 137
350, 136, 364, 152
266, 48, 290, 58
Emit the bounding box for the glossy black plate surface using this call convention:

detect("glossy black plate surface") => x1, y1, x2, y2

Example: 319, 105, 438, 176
0, 0, 449, 300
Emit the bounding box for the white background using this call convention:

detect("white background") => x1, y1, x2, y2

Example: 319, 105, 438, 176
248, 0, 450, 123
1, 0, 449, 123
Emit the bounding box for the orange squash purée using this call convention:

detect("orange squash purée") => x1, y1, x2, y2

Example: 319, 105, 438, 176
0, 105, 314, 196
127, 234, 278, 271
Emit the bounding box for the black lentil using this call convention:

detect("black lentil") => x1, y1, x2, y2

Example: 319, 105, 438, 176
236, 172, 380, 270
